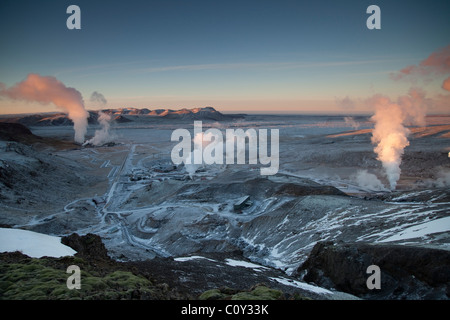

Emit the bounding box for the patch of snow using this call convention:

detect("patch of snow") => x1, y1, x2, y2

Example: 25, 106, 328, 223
225, 258, 269, 271
0, 228, 77, 258
379, 216, 450, 243
174, 255, 216, 262
269, 276, 332, 295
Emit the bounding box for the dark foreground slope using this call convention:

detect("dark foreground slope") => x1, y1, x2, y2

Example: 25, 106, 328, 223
296, 241, 450, 300
0, 233, 349, 300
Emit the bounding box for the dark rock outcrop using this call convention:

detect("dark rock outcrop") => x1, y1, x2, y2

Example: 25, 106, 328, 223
296, 241, 450, 299
0, 122, 40, 143
275, 183, 347, 197
61, 233, 110, 261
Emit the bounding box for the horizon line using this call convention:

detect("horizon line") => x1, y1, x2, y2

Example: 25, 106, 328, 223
0, 106, 449, 117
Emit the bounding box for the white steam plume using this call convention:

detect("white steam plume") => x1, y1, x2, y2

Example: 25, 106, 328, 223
344, 116, 360, 130
183, 131, 216, 178
0, 74, 89, 143
352, 169, 387, 191
90, 91, 107, 105
369, 88, 427, 190
83, 111, 115, 146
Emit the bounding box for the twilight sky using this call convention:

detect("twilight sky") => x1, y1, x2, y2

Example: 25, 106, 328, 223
0, 0, 449, 114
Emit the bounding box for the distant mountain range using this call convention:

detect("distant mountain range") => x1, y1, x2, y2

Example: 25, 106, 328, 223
0, 107, 245, 126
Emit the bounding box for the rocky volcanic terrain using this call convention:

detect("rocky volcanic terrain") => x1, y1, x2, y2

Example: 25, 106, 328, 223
0, 110, 449, 300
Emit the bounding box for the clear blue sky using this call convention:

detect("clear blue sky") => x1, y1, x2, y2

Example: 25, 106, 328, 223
1, 0, 449, 114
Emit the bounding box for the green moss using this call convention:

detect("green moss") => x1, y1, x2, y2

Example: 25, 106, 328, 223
66, 256, 85, 265
198, 289, 227, 300
199, 285, 285, 300
231, 285, 284, 300
249, 285, 284, 300
231, 292, 263, 300
0, 260, 71, 300
20, 264, 41, 273
0, 257, 156, 300
292, 293, 313, 300
104, 271, 150, 289
80, 273, 108, 292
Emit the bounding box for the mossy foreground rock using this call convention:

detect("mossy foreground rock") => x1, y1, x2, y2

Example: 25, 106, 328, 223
199, 284, 285, 300
0, 248, 189, 300
0, 253, 158, 300
232, 285, 284, 300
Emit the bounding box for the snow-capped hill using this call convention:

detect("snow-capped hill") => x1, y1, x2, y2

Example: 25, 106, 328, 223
159, 106, 232, 120
0, 107, 243, 127
99, 106, 240, 121
192, 106, 215, 113
110, 108, 150, 115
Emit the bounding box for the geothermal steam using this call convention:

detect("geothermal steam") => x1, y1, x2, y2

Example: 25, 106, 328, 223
375, 45, 450, 189
391, 44, 450, 90
183, 131, 218, 178
83, 111, 115, 146
83, 91, 115, 146
0, 74, 89, 143
370, 89, 427, 190
352, 170, 386, 191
